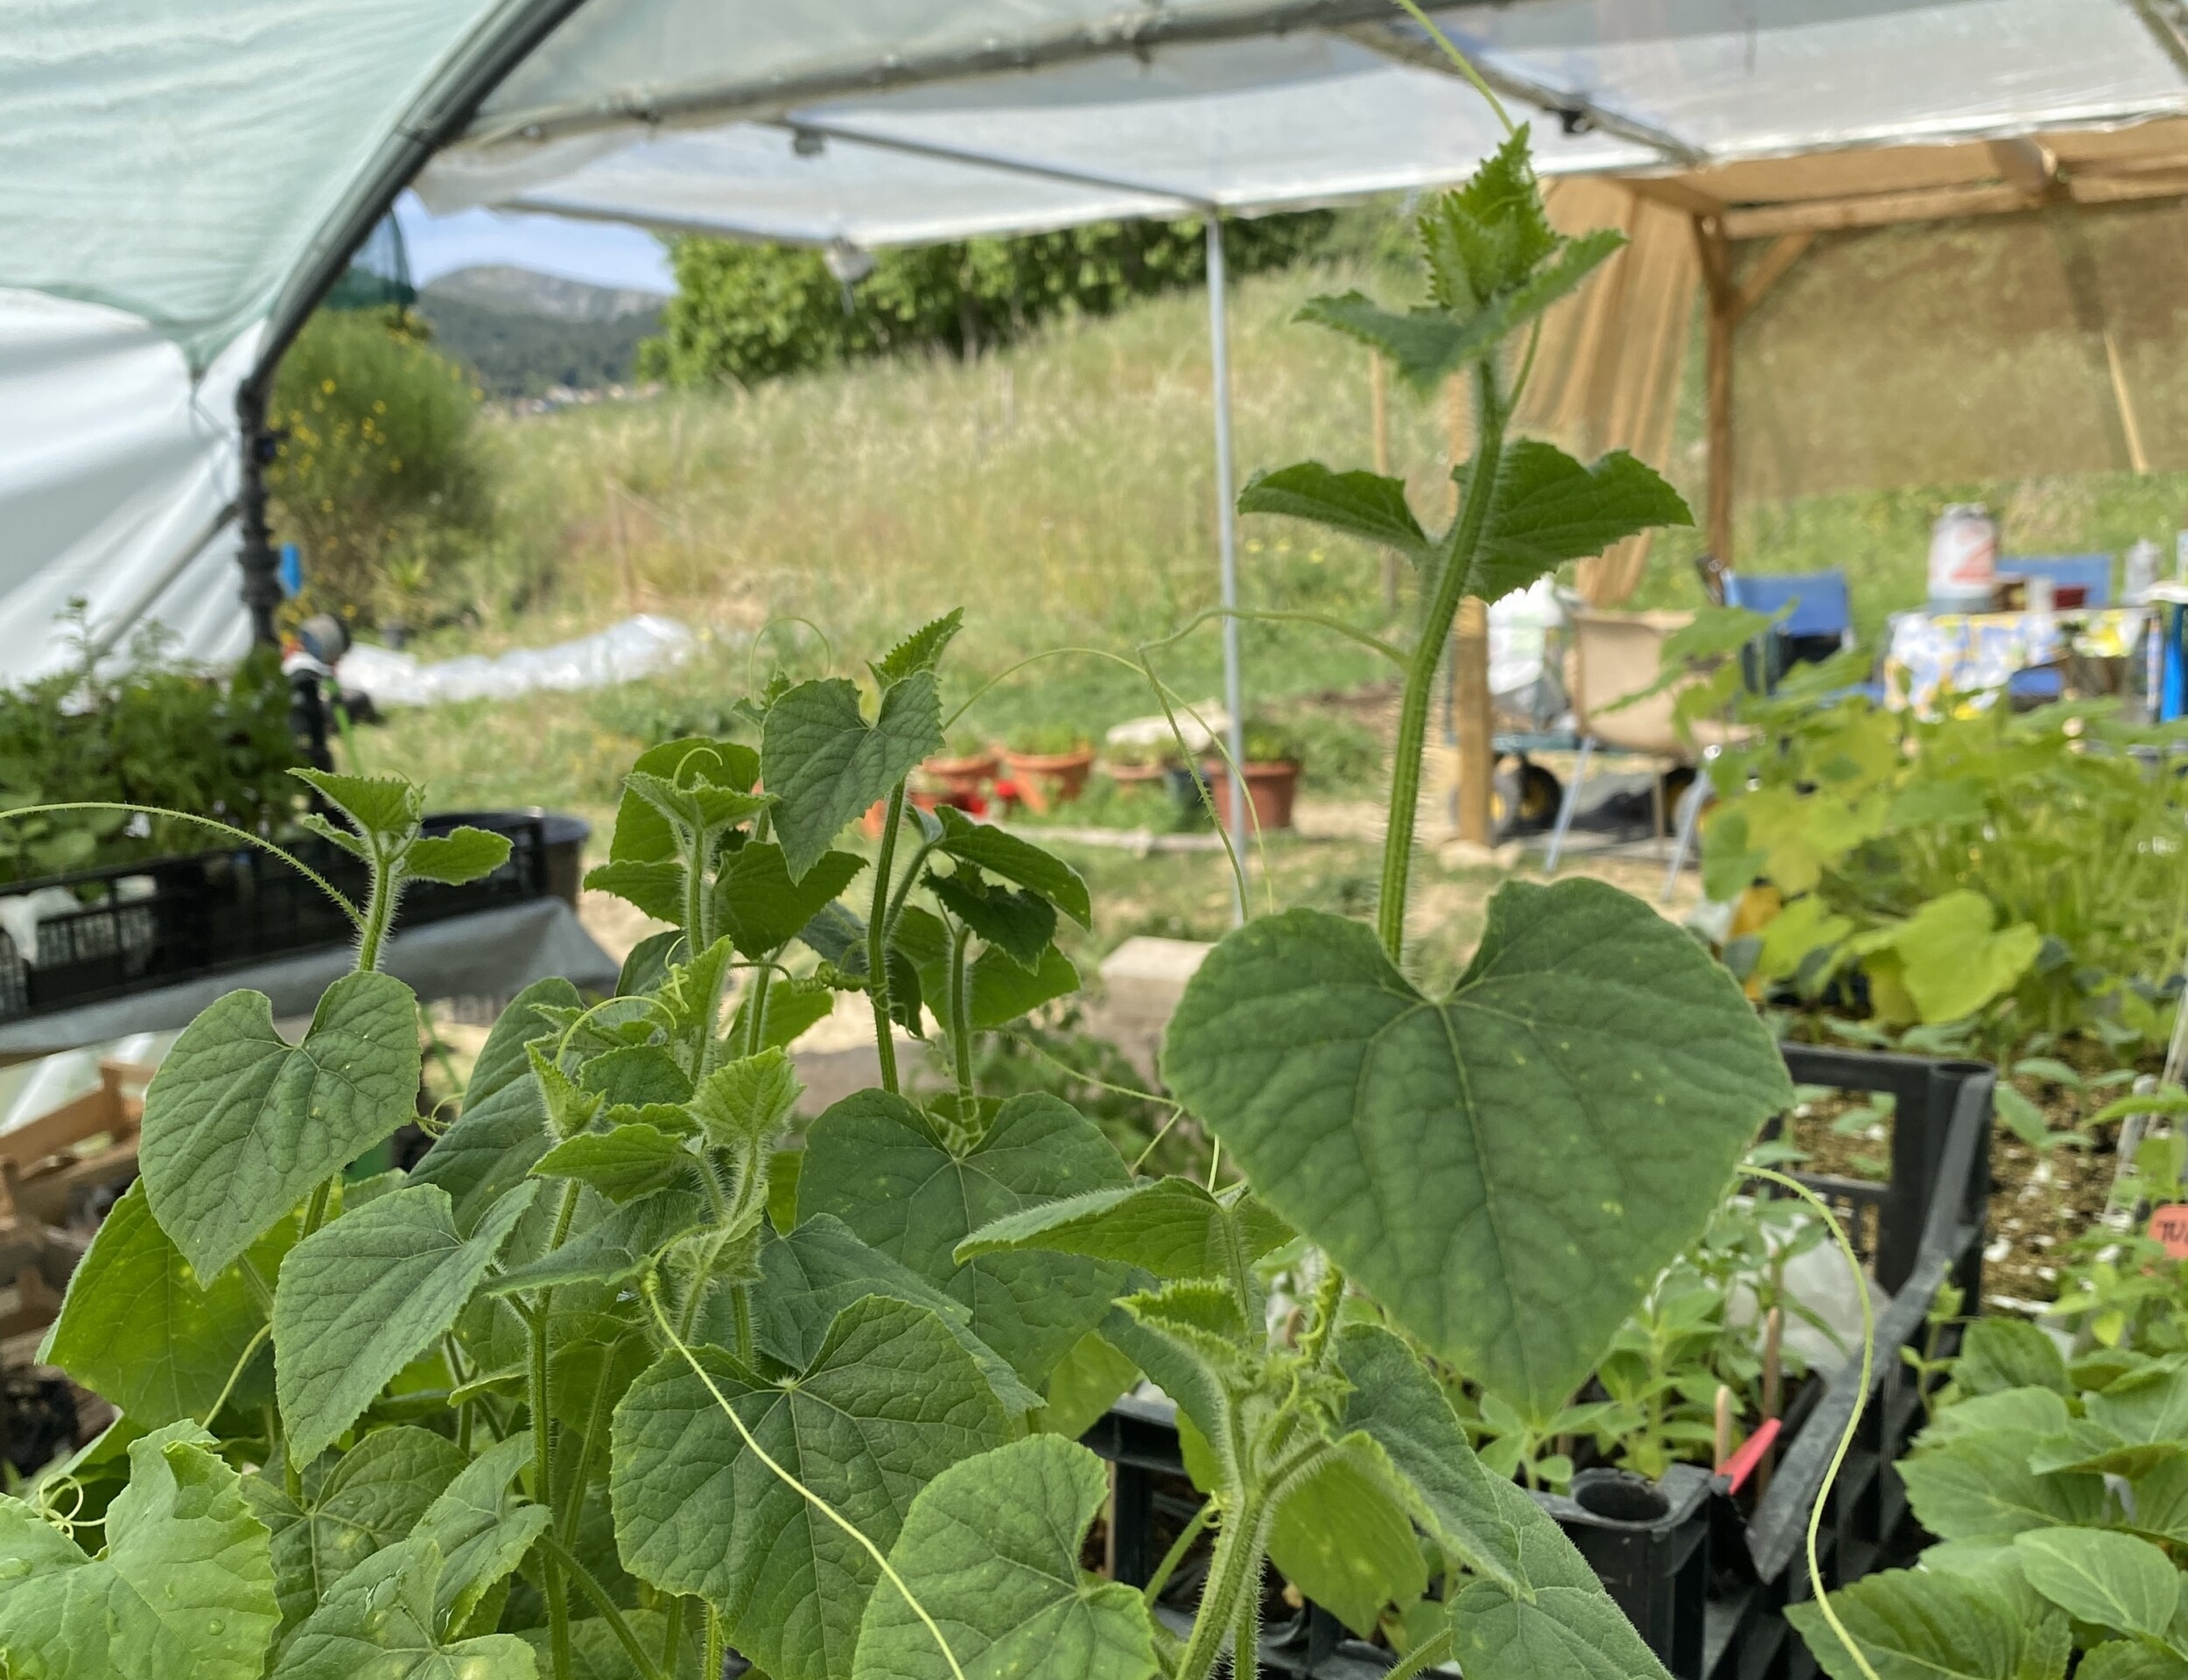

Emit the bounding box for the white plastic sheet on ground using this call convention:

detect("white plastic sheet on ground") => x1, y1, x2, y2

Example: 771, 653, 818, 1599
337, 612, 693, 705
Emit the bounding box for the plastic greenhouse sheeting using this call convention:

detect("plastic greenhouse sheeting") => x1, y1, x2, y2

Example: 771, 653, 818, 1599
11, 0, 2188, 682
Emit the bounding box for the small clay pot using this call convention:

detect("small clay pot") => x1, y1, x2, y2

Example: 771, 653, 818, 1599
922, 750, 998, 798
1105, 759, 1169, 787
1001, 746, 1094, 813
1202, 760, 1301, 834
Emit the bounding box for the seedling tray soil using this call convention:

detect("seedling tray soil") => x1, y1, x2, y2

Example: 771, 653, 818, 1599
1088, 1044, 1996, 1680
0, 808, 584, 1021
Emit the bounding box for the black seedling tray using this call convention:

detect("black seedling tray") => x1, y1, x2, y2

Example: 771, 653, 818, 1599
1087, 1044, 1997, 1680
0, 809, 586, 1022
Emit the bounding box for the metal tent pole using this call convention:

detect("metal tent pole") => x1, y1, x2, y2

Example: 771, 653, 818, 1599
1206, 215, 1248, 925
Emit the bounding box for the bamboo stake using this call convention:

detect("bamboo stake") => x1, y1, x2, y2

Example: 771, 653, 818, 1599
1757, 1305, 1785, 1498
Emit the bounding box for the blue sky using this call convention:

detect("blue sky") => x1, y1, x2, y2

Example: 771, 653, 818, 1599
395, 192, 675, 292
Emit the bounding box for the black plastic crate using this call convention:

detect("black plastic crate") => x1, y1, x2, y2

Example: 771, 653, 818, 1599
0, 808, 585, 1023
1085, 1044, 1996, 1680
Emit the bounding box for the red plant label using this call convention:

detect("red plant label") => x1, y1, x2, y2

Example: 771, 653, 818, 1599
2149, 1203, 2188, 1258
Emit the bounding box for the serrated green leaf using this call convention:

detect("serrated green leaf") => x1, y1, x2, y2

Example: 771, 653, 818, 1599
1465, 441, 1692, 605
608, 738, 761, 865
870, 610, 965, 690
609, 1298, 1007, 1680
1331, 1326, 1528, 1593
583, 859, 686, 923
1785, 1567, 2070, 1680
929, 871, 1057, 970
761, 674, 943, 879
1419, 130, 1559, 309
405, 826, 511, 886
852, 1435, 1157, 1680
931, 808, 1090, 927
800, 1090, 1130, 1385
895, 905, 1079, 1034
270, 1536, 538, 1679
743, 1215, 1041, 1415
244, 1426, 467, 1643
1873, 891, 2041, 1025
1920, 1387, 2072, 1450
485, 1187, 708, 1297
411, 1433, 552, 1634
622, 771, 771, 846
717, 844, 866, 957
297, 811, 369, 861
957, 1178, 1289, 1283
579, 1045, 691, 1110
1900, 1428, 2108, 1541
1956, 1320, 2072, 1398
1161, 883, 1790, 1415
2027, 1416, 2180, 1480
1267, 1450, 1427, 1640
0, 1421, 280, 1680
1237, 464, 1428, 560
618, 930, 682, 998
38, 1179, 268, 1427
533, 1124, 698, 1204
688, 1048, 803, 1152
293, 769, 420, 840
1296, 293, 1470, 395
412, 978, 578, 1230
2086, 1354, 2188, 1447
728, 976, 838, 1054
142, 970, 425, 1278
2014, 1526, 2177, 1639
275, 1183, 536, 1464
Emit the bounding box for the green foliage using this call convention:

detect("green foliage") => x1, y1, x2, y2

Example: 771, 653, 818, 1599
0, 611, 298, 882
4, 131, 1733, 1680
642, 213, 1334, 388
269, 307, 490, 620
1694, 668, 2188, 1054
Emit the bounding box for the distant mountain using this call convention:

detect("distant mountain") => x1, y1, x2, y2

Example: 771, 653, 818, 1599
417, 265, 669, 398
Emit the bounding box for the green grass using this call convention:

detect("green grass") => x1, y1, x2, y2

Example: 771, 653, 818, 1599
378, 231, 2187, 829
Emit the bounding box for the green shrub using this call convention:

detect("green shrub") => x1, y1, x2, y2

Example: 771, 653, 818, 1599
0, 611, 298, 880
267, 308, 490, 620
641, 212, 1336, 387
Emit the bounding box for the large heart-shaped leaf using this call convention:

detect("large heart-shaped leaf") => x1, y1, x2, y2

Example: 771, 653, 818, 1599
761, 674, 943, 878
609, 1297, 1006, 1680
244, 1426, 467, 1643
411, 978, 579, 1231
39, 1180, 273, 1427
608, 738, 761, 864
1266, 1452, 1427, 1640
274, 1183, 536, 1464
141, 970, 424, 1278
0, 1422, 280, 1680
799, 1090, 1130, 1385
1162, 883, 1790, 1413
2014, 1527, 2178, 1640
1785, 1568, 2070, 1680
270, 1536, 538, 1680
852, 1435, 1158, 1680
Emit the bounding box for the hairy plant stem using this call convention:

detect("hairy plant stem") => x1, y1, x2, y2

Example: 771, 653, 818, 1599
1173, 1495, 1269, 1680
659, 1599, 685, 1677
559, 1335, 628, 1548
868, 784, 908, 1093
537, 1532, 665, 1680
742, 960, 773, 1055
732, 1284, 755, 1364
1235, 1572, 1261, 1680
705, 1604, 727, 1680
1377, 359, 1506, 963
1380, 1628, 1454, 1680
1144, 1500, 1217, 1606
949, 920, 976, 1111
355, 844, 400, 973
534, 1180, 584, 1680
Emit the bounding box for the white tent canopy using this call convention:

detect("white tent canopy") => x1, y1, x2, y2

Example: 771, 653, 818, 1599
7, 0, 2188, 681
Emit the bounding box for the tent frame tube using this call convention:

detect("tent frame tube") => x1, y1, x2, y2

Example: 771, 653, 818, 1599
1207, 217, 1249, 924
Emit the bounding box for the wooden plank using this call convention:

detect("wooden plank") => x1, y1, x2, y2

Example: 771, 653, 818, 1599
1621, 174, 1729, 220
0, 1085, 123, 1174
12, 1142, 140, 1228
1722, 181, 2030, 238
1731, 231, 1814, 326
1694, 217, 1736, 567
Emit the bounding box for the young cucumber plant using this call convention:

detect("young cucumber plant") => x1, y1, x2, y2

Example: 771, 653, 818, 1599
3, 133, 1792, 1680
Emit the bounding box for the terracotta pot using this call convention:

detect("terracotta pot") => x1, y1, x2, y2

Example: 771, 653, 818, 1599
1105, 760, 1169, 787
922, 750, 998, 798
1202, 760, 1301, 834
1001, 746, 1094, 813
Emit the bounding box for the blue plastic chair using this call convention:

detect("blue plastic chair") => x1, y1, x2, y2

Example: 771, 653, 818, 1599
1997, 554, 2113, 701
1722, 570, 1860, 695
1996, 553, 2114, 606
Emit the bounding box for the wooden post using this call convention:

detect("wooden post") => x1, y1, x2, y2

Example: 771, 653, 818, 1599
1448, 375, 1493, 846
1693, 216, 1737, 568
1371, 351, 1396, 614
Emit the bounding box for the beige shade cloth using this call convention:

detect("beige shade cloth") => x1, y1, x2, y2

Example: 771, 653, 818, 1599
1520, 179, 1701, 606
